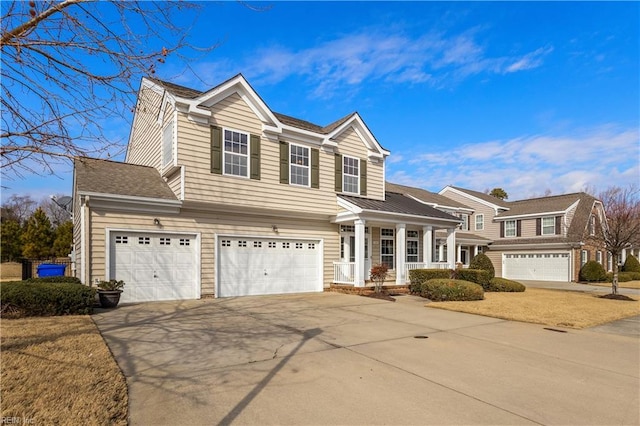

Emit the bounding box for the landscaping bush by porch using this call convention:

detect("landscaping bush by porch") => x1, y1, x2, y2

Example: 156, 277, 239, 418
469, 253, 495, 279
488, 277, 526, 292
455, 269, 492, 290
408, 269, 451, 293
25, 276, 82, 284
0, 281, 95, 318
622, 255, 640, 273
419, 279, 484, 301
607, 271, 640, 282
579, 260, 607, 282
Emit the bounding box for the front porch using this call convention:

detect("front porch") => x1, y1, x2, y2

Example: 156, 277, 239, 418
333, 260, 451, 285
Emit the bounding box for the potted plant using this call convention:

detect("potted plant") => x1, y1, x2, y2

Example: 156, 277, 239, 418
97, 279, 125, 308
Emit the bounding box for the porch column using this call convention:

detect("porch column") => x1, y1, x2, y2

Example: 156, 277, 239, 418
621, 248, 627, 265
438, 243, 444, 263
474, 245, 479, 257
354, 219, 366, 287
446, 228, 456, 269
423, 226, 433, 267
396, 223, 406, 284
457, 244, 462, 266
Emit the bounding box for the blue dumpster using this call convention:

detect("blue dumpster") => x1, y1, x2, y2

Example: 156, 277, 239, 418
37, 263, 67, 277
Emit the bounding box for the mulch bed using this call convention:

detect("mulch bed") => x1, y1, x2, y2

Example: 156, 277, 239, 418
361, 291, 396, 302
599, 294, 637, 301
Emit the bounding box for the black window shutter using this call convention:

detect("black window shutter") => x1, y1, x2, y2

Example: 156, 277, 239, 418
500, 222, 504, 238
311, 148, 319, 189
555, 216, 562, 235
359, 159, 367, 196
250, 134, 260, 180
210, 125, 222, 174
334, 154, 343, 192
536, 218, 541, 235
279, 141, 289, 184
516, 220, 522, 237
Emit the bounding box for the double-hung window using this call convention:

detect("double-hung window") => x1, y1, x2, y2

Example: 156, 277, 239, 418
475, 214, 484, 231
380, 228, 394, 269
459, 214, 469, 231
343, 156, 359, 194
290, 144, 310, 187
542, 217, 555, 235
406, 230, 419, 263
223, 129, 249, 177
505, 220, 516, 237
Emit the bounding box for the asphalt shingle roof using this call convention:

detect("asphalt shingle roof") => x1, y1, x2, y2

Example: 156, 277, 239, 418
74, 158, 178, 200
386, 182, 471, 209
495, 193, 584, 218
339, 192, 461, 222
448, 186, 511, 208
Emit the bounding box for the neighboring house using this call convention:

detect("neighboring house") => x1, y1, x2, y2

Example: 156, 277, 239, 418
439, 186, 608, 282
72, 74, 461, 302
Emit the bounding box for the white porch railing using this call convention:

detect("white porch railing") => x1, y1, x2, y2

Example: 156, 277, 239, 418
431, 262, 451, 269
333, 262, 355, 284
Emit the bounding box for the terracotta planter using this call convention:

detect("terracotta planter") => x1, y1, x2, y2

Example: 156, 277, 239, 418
98, 290, 123, 308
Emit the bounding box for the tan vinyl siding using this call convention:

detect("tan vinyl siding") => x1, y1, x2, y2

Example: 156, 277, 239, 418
127, 87, 165, 169
441, 189, 501, 239
86, 207, 339, 296
520, 218, 536, 238
485, 251, 502, 278
176, 93, 340, 215
166, 169, 182, 199
333, 127, 384, 200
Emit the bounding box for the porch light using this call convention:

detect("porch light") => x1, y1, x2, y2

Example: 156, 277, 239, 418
272, 225, 278, 233
154, 218, 161, 226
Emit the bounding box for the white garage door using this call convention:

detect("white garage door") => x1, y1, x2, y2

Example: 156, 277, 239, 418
218, 236, 322, 297
503, 252, 570, 281
110, 232, 198, 303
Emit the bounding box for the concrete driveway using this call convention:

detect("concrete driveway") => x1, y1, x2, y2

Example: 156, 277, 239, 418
93, 293, 640, 425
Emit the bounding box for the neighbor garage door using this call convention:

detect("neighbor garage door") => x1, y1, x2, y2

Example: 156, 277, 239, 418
503, 252, 570, 281
110, 232, 198, 303
218, 236, 321, 297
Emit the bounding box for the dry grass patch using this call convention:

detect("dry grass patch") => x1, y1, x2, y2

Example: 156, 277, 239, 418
1, 316, 127, 425
427, 288, 640, 329
1, 262, 22, 281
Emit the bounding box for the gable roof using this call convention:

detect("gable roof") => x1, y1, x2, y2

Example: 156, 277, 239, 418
386, 182, 471, 210
495, 193, 585, 219
74, 157, 178, 201
444, 186, 511, 209
339, 192, 461, 222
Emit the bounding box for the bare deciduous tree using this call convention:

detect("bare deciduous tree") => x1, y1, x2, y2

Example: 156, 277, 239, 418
592, 185, 640, 295
1, 0, 212, 179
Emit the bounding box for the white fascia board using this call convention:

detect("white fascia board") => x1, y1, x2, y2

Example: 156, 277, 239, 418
440, 186, 508, 212
333, 211, 360, 223
78, 191, 182, 214
497, 210, 569, 221
325, 113, 390, 157
280, 126, 325, 146
337, 197, 363, 214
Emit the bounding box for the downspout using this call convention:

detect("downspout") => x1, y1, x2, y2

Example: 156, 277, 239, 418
80, 196, 89, 285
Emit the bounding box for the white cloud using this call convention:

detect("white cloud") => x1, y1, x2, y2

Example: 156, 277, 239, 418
390, 125, 639, 199
183, 28, 552, 98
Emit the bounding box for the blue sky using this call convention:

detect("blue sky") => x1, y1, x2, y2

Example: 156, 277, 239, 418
2, 1, 638, 203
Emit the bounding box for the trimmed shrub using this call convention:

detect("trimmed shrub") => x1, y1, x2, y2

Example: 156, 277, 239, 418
488, 277, 526, 292
456, 269, 492, 290
607, 271, 640, 282
408, 269, 451, 293
622, 255, 640, 273
579, 260, 607, 282
0, 281, 95, 318
469, 253, 495, 279
25, 276, 82, 284
419, 279, 484, 301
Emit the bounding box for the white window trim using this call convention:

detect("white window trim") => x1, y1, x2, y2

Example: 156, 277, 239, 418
542, 216, 555, 235
475, 214, 484, 231
162, 112, 176, 168
505, 220, 516, 237
380, 228, 395, 270
589, 215, 596, 236
581, 250, 588, 266
458, 214, 469, 231
342, 155, 360, 194
223, 127, 250, 178
289, 143, 310, 188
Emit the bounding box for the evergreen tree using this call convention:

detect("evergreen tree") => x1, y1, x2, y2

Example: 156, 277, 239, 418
1, 219, 23, 261
21, 208, 54, 259
52, 220, 73, 257
489, 188, 508, 200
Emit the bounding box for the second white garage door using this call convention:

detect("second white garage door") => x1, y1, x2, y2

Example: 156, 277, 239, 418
218, 236, 322, 297
503, 252, 570, 282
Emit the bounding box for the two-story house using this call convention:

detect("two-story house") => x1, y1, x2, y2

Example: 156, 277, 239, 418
72, 74, 462, 302
439, 186, 608, 282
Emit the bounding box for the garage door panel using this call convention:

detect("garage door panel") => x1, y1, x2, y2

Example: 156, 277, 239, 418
504, 252, 569, 282
218, 237, 321, 297
111, 232, 197, 304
